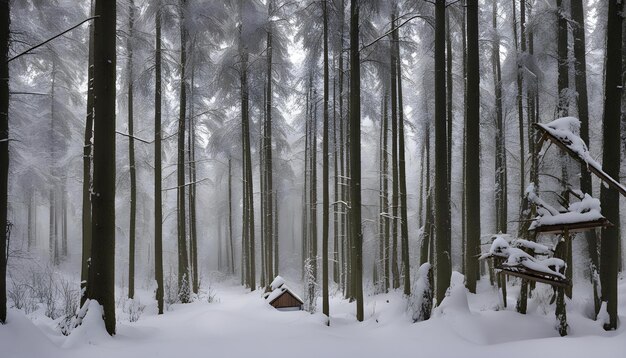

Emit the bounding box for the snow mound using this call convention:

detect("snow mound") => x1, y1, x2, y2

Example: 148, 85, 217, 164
435, 272, 470, 316
0, 309, 58, 357
64, 300, 112, 348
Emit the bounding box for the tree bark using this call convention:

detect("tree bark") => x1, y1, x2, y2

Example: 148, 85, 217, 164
389, 13, 400, 290
600, 0, 623, 331
177, 0, 191, 302
571, 0, 600, 315
464, 0, 480, 294
394, 16, 410, 297
188, 58, 198, 294
239, 2, 256, 289
87, 0, 117, 335
0, 0, 9, 325
322, 0, 330, 320
81, 0, 95, 307
228, 158, 235, 274
349, 0, 364, 321
154, 2, 164, 314
127, 0, 136, 300
434, 0, 451, 305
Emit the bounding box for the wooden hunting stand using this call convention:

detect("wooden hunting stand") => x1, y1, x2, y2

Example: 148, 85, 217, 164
481, 119, 625, 337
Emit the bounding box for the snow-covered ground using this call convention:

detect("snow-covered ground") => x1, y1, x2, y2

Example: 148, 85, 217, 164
2, 275, 625, 358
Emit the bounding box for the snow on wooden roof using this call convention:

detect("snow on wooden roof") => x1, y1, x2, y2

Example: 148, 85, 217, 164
263, 277, 304, 306
480, 237, 569, 287
535, 118, 626, 197
526, 184, 611, 233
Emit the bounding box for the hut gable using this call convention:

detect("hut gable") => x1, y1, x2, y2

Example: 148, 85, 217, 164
263, 276, 303, 311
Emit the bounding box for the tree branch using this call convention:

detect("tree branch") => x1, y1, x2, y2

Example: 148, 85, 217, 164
8, 16, 99, 63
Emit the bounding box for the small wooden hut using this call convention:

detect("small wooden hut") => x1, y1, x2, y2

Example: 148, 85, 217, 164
263, 276, 304, 311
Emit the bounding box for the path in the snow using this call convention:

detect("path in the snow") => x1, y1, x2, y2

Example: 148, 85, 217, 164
2, 278, 626, 358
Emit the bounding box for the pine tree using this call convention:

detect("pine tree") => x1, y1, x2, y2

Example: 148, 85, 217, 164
349, 0, 363, 321
434, 0, 451, 305
389, 13, 400, 290
571, 0, 600, 315
81, 0, 95, 308
464, 0, 480, 294
0, 0, 9, 325
154, 1, 165, 315
394, 12, 410, 297
322, 0, 330, 320
127, 0, 136, 300
87, 0, 117, 335
177, 0, 191, 302
492, 0, 507, 235
599, 0, 623, 331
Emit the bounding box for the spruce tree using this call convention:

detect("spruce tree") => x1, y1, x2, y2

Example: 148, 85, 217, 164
87, 0, 117, 335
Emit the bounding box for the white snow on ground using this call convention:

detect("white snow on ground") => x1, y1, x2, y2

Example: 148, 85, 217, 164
1, 275, 626, 358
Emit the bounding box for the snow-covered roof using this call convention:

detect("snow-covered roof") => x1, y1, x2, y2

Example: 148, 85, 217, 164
480, 237, 566, 280
528, 188, 607, 232
537, 117, 626, 197
263, 277, 303, 306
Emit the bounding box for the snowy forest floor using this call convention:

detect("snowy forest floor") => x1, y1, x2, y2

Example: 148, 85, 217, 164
2, 273, 626, 358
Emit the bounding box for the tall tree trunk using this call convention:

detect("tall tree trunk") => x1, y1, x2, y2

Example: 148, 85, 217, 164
239, 4, 256, 289
389, 13, 400, 290
571, 0, 600, 315
349, 0, 364, 321
492, 0, 507, 235
302, 87, 309, 281
492, 1, 507, 305
556, 0, 572, 299
420, 87, 432, 266
309, 88, 318, 306
460, 0, 467, 274
127, 0, 136, 300
154, 2, 164, 314
228, 158, 235, 274
435, 0, 451, 305
177, 0, 190, 302
260, 111, 266, 288
0, 0, 9, 325
61, 190, 67, 258
600, 0, 623, 331
50, 63, 58, 266
265, 1, 274, 283
556, 0, 569, 117
333, 69, 340, 285
274, 193, 278, 275
81, 0, 95, 307
338, 0, 347, 295
513, 0, 525, 202
188, 59, 198, 294
446, 10, 453, 199
377, 88, 389, 292
394, 16, 410, 296
27, 192, 34, 251
87, 0, 117, 335
464, 0, 480, 294
322, 0, 330, 320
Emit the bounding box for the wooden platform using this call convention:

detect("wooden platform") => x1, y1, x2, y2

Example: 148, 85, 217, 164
496, 264, 570, 288
530, 217, 612, 234
535, 123, 626, 197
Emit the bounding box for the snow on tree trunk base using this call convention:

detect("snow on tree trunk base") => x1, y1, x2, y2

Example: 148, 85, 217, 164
64, 300, 113, 347
435, 271, 470, 316
409, 263, 433, 322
